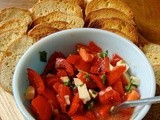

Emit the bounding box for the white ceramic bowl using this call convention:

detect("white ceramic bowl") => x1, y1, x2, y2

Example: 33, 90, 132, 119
13, 28, 156, 120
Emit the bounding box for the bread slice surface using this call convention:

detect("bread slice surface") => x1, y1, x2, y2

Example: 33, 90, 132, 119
31, 0, 83, 19
89, 18, 138, 44
0, 35, 34, 93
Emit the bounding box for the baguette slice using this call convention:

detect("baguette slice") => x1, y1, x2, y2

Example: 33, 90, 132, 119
0, 35, 34, 93
85, 8, 135, 26
142, 43, 160, 54
85, 0, 134, 19
0, 19, 28, 33
0, 29, 24, 62
39, 0, 86, 8
32, 11, 84, 28
0, 7, 32, 26
31, 0, 83, 19
145, 52, 160, 66
89, 18, 138, 44
28, 24, 59, 41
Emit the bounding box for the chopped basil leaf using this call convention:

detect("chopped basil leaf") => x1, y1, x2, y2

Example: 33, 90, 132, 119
85, 101, 94, 110
101, 74, 107, 85
99, 50, 108, 58
39, 51, 47, 62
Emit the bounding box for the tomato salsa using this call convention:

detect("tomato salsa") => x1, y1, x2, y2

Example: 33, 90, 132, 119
25, 41, 141, 120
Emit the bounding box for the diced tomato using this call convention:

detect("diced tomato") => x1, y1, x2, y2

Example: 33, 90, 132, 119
76, 72, 97, 89
106, 66, 126, 85
112, 77, 125, 95
127, 89, 141, 101
95, 104, 111, 120
53, 82, 61, 93
57, 69, 68, 77
41, 88, 59, 110
72, 115, 90, 120
111, 54, 123, 66
85, 111, 97, 120
75, 58, 92, 72
88, 41, 102, 54
27, 68, 45, 94
66, 54, 80, 64
67, 93, 81, 116
56, 83, 72, 113
31, 95, 52, 120
44, 75, 60, 88
42, 52, 64, 75
90, 57, 110, 74
55, 58, 74, 76
99, 87, 121, 104
79, 48, 94, 62
90, 74, 106, 90
76, 43, 89, 52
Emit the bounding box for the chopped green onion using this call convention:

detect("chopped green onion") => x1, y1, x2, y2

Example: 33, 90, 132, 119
85, 101, 94, 110
101, 74, 107, 85
39, 51, 47, 62
99, 50, 108, 58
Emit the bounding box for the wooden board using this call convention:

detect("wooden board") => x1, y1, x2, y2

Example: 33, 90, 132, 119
0, 0, 160, 120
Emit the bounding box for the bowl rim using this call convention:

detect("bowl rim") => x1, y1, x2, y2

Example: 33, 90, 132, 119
13, 28, 156, 120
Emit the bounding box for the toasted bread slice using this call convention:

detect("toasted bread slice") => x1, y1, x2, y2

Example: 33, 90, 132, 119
85, 8, 135, 26
85, 0, 134, 19
153, 65, 160, 86
0, 7, 32, 26
145, 52, 160, 66
31, 0, 83, 19
89, 18, 138, 44
0, 19, 28, 33
32, 11, 84, 28
28, 24, 59, 41
0, 35, 34, 93
39, 0, 86, 8
142, 43, 160, 54
0, 29, 24, 62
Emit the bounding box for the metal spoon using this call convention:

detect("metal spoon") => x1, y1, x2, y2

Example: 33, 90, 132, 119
110, 96, 160, 114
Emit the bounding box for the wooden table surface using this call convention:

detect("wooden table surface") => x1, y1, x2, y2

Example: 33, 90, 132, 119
0, 0, 160, 120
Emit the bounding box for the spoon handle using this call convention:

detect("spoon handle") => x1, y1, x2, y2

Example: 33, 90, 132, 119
119, 96, 160, 108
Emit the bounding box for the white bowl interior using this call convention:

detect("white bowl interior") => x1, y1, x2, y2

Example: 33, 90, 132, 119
13, 28, 156, 120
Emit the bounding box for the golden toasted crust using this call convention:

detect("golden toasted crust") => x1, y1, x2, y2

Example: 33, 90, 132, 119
85, 8, 135, 26
39, 0, 86, 8
31, 0, 83, 19
0, 29, 24, 62
32, 11, 84, 28
0, 35, 34, 93
0, 19, 28, 33
89, 18, 138, 44
85, 0, 134, 19
28, 24, 59, 41
0, 7, 32, 26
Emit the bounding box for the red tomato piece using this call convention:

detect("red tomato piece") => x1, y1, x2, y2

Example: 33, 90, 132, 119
67, 93, 81, 116
57, 69, 68, 77
75, 58, 92, 72
111, 54, 123, 66
56, 83, 72, 113
42, 52, 64, 75
127, 89, 140, 101
72, 116, 90, 120
90, 74, 106, 90
76, 43, 90, 52
88, 41, 102, 54
95, 104, 111, 120
99, 86, 121, 104
55, 58, 74, 76
106, 65, 126, 85
31, 95, 52, 120
53, 82, 61, 93
79, 48, 94, 62
112, 77, 125, 96
44, 75, 60, 88
90, 57, 110, 74
85, 111, 97, 120
27, 68, 45, 94
41, 88, 59, 110
66, 54, 81, 65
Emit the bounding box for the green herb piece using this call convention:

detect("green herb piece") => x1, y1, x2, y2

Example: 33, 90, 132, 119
99, 50, 108, 58
63, 81, 71, 86
101, 74, 107, 85
125, 78, 137, 92
85, 101, 94, 110
39, 51, 47, 62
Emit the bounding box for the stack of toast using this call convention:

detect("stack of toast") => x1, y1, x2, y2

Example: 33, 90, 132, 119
0, 0, 160, 94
